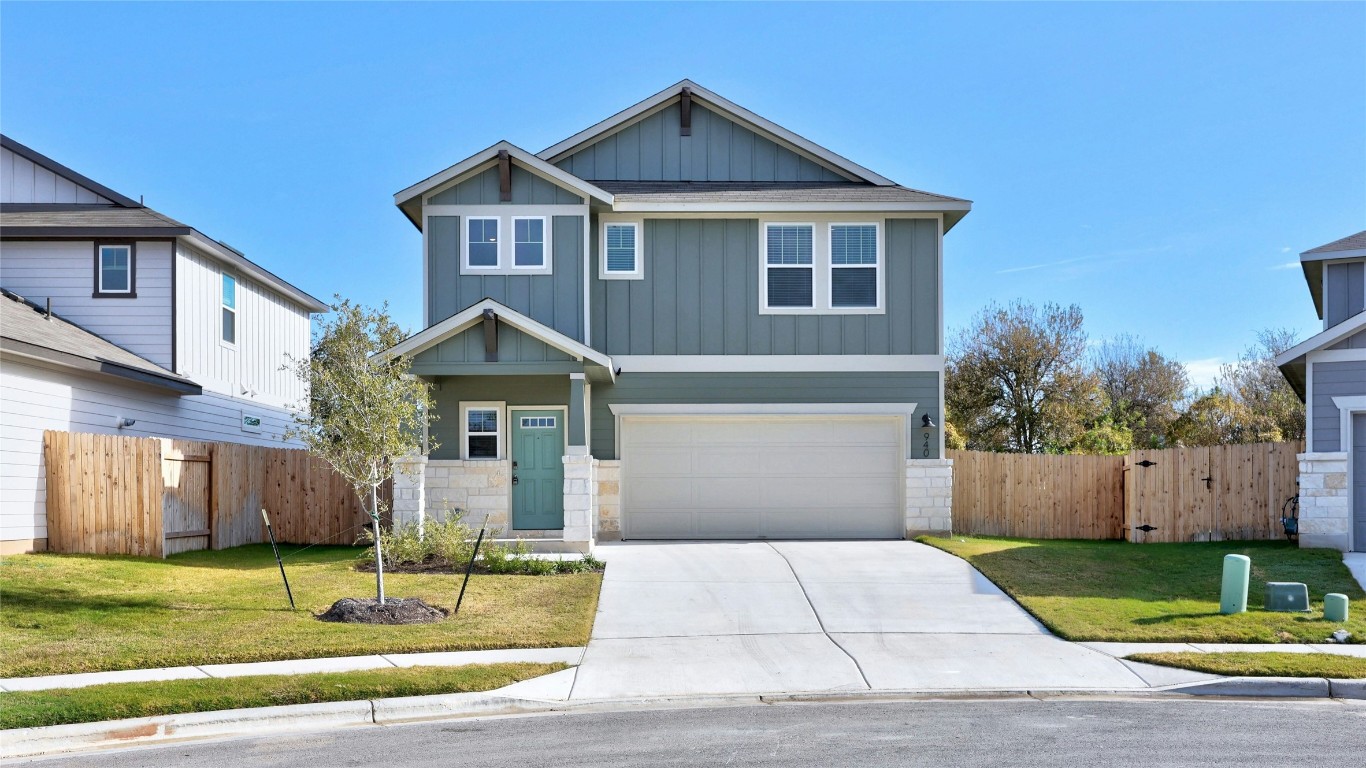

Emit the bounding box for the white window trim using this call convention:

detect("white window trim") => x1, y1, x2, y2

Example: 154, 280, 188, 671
463, 216, 502, 271
96, 244, 133, 295
828, 222, 883, 311
511, 215, 549, 270
220, 273, 238, 349
460, 401, 505, 460
599, 218, 644, 280
761, 222, 816, 312
759, 217, 887, 316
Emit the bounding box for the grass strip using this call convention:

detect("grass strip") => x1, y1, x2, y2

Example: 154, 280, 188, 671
1128, 652, 1366, 679
0, 662, 566, 730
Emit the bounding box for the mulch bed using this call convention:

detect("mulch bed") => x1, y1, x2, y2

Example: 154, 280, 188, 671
316, 597, 448, 625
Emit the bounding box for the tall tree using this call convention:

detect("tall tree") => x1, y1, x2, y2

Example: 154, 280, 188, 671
287, 299, 436, 604
1091, 334, 1190, 448
946, 301, 1103, 453
1214, 328, 1305, 443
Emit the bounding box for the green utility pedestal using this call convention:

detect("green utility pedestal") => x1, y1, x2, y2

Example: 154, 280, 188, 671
1220, 554, 1250, 615
1324, 593, 1350, 623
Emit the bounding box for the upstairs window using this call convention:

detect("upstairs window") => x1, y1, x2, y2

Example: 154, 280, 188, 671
513, 217, 546, 268
601, 221, 642, 278
830, 224, 879, 308
221, 274, 237, 345
94, 243, 134, 297
466, 217, 499, 268
764, 224, 814, 308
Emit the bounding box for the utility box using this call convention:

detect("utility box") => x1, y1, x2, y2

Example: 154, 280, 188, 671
1264, 582, 1310, 612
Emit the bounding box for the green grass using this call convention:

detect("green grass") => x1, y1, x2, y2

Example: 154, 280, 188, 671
920, 536, 1365, 643
0, 545, 601, 678
1128, 652, 1366, 679
0, 663, 565, 730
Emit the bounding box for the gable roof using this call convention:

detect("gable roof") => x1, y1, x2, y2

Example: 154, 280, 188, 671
1, 135, 139, 207
1304, 230, 1366, 258
1275, 310, 1366, 399
380, 297, 615, 380
537, 79, 897, 187
0, 288, 201, 395
1297, 229, 1366, 320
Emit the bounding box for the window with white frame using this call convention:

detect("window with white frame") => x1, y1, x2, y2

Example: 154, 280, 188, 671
466, 217, 499, 268
764, 224, 814, 307
95, 244, 134, 296
602, 221, 642, 278
513, 217, 546, 268
464, 405, 501, 459
221, 274, 237, 345
829, 224, 879, 308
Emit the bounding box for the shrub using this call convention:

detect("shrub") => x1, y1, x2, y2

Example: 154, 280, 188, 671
357, 512, 604, 575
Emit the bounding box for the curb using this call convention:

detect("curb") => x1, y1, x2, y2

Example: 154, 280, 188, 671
1157, 676, 1359, 698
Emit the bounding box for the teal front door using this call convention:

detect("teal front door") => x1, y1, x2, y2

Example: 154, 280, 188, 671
511, 409, 565, 530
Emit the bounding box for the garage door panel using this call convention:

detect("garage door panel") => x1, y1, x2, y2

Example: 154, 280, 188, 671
696, 478, 764, 507
630, 477, 697, 509
631, 447, 696, 476
694, 510, 767, 537
694, 449, 765, 476
628, 511, 698, 538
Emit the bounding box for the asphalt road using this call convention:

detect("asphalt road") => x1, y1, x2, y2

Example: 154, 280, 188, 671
26, 697, 1366, 767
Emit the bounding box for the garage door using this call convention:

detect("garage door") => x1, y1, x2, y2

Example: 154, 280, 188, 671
620, 415, 903, 540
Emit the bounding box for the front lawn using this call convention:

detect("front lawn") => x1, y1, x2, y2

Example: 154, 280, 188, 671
0, 663, 564, 730
920, 537, 1365, 643
0, 545, 600, 678
1128, 652, 1366, 679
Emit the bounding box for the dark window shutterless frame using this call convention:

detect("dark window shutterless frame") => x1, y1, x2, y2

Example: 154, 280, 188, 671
92, 241, 137, 298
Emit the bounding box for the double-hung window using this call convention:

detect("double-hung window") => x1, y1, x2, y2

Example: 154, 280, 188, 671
94, 243, 134, 297
764, 224, 814, 307
829, 224, 879, 308
512, 217, 546, 268
601, 221, 642, 278
463, 404, 501, 459
221, 274, 237, 345
466, 217, 500, 269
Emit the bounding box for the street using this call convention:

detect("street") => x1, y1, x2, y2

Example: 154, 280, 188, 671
26, 697, 1366, 767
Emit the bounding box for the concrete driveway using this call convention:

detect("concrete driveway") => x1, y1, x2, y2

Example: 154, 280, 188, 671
569, 541, 1151, 699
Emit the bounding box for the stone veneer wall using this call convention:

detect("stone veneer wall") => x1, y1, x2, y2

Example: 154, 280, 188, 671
906, 459, 953, 536
1297, 452, 1352, 551
393, 459, 512, 532
596, 460, 622, 541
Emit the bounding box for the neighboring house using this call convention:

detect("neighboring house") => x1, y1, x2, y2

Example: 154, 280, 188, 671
1277, 230, 1366, 552
0, 135, 328, 554
385, 80, 971, 551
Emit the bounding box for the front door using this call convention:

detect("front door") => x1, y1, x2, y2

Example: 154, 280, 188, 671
511, 409, 565, 530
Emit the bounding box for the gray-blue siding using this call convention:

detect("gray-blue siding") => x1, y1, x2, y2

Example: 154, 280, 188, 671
1329, 329, 1366, 351
413, 323, 572, 366
555, 102, 849, 183
1325, 262, 1365, 327
589, 371, 941, 461
427, 215, 585, 339
590, 218, 938, 356
429, 165, 584, 206
1312, 359, 1366, 451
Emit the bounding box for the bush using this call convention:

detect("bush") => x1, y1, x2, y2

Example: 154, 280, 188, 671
357, 511, 604, 575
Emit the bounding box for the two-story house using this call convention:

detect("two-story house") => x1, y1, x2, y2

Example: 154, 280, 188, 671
0, 135, 328, 554
385, 81, 970, 552
1278, 230, 1366, 553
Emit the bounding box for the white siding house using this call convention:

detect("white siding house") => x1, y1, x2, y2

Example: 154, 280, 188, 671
0, 135, 328, 553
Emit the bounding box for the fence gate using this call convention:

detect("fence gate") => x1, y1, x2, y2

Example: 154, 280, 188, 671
161, 443, 212, 556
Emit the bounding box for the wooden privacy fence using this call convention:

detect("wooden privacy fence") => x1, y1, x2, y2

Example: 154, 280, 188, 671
949, 442, 1302, 543
43, 431, 390, 558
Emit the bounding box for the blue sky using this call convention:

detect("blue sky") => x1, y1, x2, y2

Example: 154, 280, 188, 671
3, 2, 1362, 387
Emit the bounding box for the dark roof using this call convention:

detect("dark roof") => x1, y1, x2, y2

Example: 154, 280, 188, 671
0, 204, 192, 237
591, 181, 969, 204
1304, 230, 1366, 256
0, 289, 201, 395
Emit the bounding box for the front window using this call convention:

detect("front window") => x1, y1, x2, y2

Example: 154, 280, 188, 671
830, 224, 879, 308
221, 274, 237, 345
603, 222, 640, 276
764, 224, 813, 308
465, 406, 500, 459
466, 217, 499, 268
513, 217, 546, 268
96, 244, 133, 295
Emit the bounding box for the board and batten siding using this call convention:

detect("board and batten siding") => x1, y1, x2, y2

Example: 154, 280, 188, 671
414, 323, 572, 366
590, 218, 938, 356
0, 358, 298, 544
1325, 261, 1365, 328
175, 244, 310, 410
427, 215, 585, 339
428, 165, 584, 206
1330, 329, 1366, 351
1311, 359, 1366, 452
589, 371, 941, 461
0, 239, 173, 367
554, 102, 849, 183
1, 146, 113, 204
426, 375, 570, 461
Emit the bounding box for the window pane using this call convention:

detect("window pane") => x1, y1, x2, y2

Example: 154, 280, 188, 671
467, 408, 498, 434
467, 435, 498, 459
766, 225, 813, 265
832, 267, 877, 307
514, 242, 544, 266
100, 247, 130, 292
222, 275, 236, 309
831, 225, 877, 265
767, 267, 813, 307
468, 219, 498, 267
515, 218, 543, 243
222, 307, 236, 344
605, 224, 636, 272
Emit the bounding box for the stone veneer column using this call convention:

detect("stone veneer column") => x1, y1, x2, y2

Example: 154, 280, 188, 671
1297, 452, 1351, 551
562, 453, 596, 551
391, 455, 428, 533
905, 458, 953, 537
596, 460, 622, 541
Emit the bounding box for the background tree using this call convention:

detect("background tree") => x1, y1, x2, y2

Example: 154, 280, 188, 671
1213, 328, 1304, 443
946, 301, 1103, 453
287, 298, 436, 604
1091, 334, 1190, 448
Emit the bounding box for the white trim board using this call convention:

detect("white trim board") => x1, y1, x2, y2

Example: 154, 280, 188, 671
1333, 396, 1366, 454
610, 201, 972, 213
612, 355, 943, 373
1277, 311, 1366, 366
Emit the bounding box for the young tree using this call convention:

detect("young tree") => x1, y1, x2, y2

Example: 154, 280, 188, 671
946, 301, 1103, 453
1092, 334, 1191, 448
287, 298, 435, 604
1215, 328, 1305, 442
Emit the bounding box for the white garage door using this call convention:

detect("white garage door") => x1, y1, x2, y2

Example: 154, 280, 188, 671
620, 415, 903, 540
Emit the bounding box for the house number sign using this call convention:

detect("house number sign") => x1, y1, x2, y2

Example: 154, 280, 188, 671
922, 433, 931, 458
